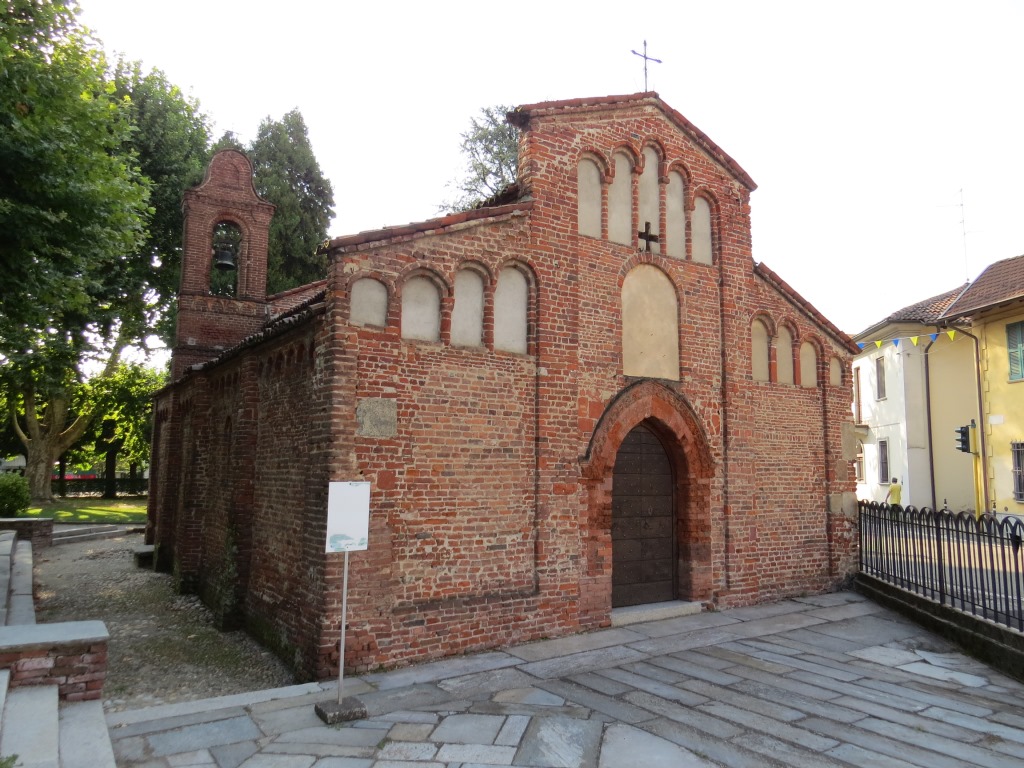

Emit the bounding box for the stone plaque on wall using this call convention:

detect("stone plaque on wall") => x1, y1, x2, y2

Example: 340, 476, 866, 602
356, 398, 397, 437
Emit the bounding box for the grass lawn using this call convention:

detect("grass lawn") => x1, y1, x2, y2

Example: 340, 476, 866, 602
24, 497, 148, 525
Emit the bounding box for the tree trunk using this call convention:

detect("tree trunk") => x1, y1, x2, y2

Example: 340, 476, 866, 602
24, 444, 57, 503
58, 455, 67, 498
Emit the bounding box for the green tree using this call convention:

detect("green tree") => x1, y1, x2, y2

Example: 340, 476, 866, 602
441, 104, 519, 212
81, 363, 166, 498
248, 109, 335, 294
111, 59, 211, 346
1, 4, 150, 501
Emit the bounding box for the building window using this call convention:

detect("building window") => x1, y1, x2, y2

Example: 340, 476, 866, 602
1013, 442, 1024, 502
875, 356, 886, 399
878, 439, 889, 484
1008, 322, 1024, 381
855, 442, 865, 482
853, 367, 863, 423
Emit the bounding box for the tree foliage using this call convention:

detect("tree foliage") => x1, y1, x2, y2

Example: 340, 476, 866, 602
0, 4, 201, 501
441, 104, 519, 212
248, 109, 335, 294
111, 59, 210, 345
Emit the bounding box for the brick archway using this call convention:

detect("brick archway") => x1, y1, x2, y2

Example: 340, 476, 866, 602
579, 380, 715, 626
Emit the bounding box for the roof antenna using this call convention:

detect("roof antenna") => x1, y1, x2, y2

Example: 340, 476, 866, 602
631, 40, 662, 91
959, 188, 969, 282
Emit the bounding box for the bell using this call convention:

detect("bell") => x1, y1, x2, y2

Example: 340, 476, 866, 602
213, 246, 236, 271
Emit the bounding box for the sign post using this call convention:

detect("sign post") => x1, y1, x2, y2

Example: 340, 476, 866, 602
315, 481, 370, 724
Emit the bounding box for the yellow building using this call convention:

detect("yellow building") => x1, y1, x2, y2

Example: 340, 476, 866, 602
852, 286, 976, 512
940, 254, 1024, 519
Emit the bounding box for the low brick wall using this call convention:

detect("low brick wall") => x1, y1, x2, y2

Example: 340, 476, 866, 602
0, 517, 53, 549
0, 620, 109, 701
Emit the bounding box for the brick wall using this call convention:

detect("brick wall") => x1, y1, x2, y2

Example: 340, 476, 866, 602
150, 95, 858, 680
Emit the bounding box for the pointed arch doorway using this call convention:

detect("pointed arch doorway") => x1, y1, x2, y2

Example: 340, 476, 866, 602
611, 422, 675, 606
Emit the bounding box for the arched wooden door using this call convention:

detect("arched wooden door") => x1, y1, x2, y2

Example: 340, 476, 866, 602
611, 422, 675, 606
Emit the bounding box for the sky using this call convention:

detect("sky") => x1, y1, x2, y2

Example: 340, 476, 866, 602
77, 0, 1024, 336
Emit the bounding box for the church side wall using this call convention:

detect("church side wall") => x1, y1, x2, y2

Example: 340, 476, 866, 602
322, 216, 585, 673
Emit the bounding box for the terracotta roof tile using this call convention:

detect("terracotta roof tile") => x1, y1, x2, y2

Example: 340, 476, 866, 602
323, 201, 533, 251
940, 253, 1024, 318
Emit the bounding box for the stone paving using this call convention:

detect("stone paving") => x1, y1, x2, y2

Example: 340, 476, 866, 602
105, 591, 1024, 767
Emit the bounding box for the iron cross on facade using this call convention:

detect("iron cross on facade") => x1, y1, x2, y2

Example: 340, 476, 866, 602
638, 221, 659, 252
631, 40, 662, 91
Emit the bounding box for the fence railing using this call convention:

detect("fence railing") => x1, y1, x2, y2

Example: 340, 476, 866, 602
53, 477, 149, 497
859, 500, 1024, 633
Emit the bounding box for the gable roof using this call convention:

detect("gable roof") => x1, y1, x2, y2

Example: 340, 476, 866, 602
853, 284, 968, 341
940, 253, 1024, 319
509, 92, 757, 191
754, 262, 859, 353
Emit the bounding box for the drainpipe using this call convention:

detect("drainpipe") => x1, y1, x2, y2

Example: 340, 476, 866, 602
923, 336, 938, 509
717, 247, 732, 590
946, 325, 989, 514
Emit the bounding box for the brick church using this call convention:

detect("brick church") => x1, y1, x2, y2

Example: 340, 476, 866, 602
148, 93, 860, 680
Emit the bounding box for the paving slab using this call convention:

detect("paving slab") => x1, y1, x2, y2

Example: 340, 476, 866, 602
598, 723, 715, 767
102, 593, 1024, 768
362, 650, 518, 690
513, 714, 603, 768
429, 712, 505, 744
505, 627, 647, 661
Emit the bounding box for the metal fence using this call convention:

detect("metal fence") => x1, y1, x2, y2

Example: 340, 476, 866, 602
54, 477, 149, 497
859, 500, 1024, 632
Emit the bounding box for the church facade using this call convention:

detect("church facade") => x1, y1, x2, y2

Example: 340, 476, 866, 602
148, 93, 860, 680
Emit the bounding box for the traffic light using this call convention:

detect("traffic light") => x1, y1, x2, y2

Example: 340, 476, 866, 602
955, 425, 971, 453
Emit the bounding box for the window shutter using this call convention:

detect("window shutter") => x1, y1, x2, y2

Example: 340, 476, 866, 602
1008, 322, 1024, 381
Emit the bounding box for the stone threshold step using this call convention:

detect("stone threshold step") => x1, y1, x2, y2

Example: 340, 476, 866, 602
610, 600, 704, 627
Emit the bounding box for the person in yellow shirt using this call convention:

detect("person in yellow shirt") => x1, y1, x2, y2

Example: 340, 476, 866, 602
884, 478, 902, 511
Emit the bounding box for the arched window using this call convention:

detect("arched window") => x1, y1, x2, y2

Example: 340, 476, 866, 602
608, 152, 633, 246
401, 276, 441, 342
800, 341, 818, 388
494, 267, 528, 354
751, 319, 770, 382
829, 356, 843, 386
350, 277, 388, 326
210, 221, 241, 297
622, 265, 679, 380
665, 171, 686, 258
638, 147, 660, 254
776, 327, 794, 384
692, 197, 713, 264
451, 268, 484, 347
577, 157, 602, 238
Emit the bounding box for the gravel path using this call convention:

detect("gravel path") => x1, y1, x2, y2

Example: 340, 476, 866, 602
32, 532, 295, 713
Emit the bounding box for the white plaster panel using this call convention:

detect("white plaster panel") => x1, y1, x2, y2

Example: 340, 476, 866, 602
577, 159, 602, 238
622, 265, 679, 380
776, 327, 794, 384
800, 341, 818, 388
692, 197, 713, 264
401, 276, 441, 341
494, 267, 528, 354
751, 320, 770, 381
608, 153, 633, 246
638, 147, 660, 254
451, 269, 484, 347
350, 277, 388, 326
666, 171, 685, 258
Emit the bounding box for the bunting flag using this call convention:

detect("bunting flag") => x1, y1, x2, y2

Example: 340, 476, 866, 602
857, 329, 962, 350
